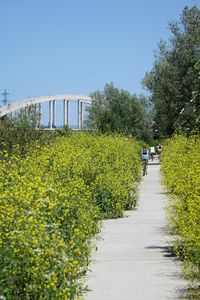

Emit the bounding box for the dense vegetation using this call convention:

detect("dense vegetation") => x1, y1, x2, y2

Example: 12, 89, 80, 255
161, 134, 200, 296
0, 132, 141, 299
143, 6, 200, 137
87, 83, 152, 142
0, 107, 54, 156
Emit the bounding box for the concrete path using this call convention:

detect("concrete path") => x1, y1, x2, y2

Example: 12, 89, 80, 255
85, 158, 188, 300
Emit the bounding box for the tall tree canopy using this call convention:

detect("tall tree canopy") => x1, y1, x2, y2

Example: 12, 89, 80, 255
87, 83, 152, 141
143, 6, 200, 137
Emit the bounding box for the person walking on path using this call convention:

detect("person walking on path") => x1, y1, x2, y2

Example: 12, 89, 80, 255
157, 143, 163, 160
141, 145, 149, 176
85, 163, 188, 300
149, 145, 156, 161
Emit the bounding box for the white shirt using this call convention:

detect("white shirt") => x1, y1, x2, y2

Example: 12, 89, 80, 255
150, 147, 155, 153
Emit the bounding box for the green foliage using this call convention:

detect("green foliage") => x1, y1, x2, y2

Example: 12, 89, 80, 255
87, 83, 152, 142
143, 6, 200, 137
0, 106, 57, 156
162, 134, 200, 288
0, 132, 141, 299
54, 125, 73, 136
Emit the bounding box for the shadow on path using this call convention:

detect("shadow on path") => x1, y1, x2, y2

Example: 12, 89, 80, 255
146, 245, 177, 259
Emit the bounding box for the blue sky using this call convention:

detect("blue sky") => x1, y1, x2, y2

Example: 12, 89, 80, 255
0, 0, 199, 108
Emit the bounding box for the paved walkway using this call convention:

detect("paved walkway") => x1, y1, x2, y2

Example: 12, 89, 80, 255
85, 158, 188, 300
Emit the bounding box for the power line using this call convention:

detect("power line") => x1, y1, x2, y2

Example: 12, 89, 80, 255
1, 89, 10, 105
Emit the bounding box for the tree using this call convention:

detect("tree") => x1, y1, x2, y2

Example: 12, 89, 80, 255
143, 6, 200, 136
0, 105, 44, 155
87, 83, 152, 141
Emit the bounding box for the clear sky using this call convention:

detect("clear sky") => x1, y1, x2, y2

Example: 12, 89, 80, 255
0, 0, 199, 104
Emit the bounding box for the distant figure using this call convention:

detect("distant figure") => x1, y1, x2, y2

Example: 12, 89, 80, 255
141, 145, 149, 176
149, 146, 155, 161
157, 144, 163, 160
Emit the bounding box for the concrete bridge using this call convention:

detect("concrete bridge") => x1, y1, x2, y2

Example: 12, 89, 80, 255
0, 94, 92, 129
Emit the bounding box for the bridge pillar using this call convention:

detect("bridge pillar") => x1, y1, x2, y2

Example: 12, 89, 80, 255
49, 101, 53, 129
77, 99, 83, 129
38, 103, 42, 127
53, 100, 56, 128
63, 99, 70, 127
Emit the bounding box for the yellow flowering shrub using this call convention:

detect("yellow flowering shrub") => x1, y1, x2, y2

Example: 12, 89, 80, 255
0, 132, 140, 299
94, 136, 140, 218
161, 134, 200, 282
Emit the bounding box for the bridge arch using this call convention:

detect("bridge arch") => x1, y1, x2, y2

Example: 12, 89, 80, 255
0, 94, 92, 129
